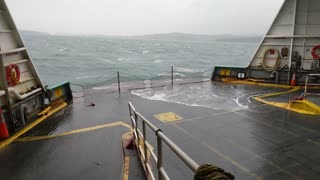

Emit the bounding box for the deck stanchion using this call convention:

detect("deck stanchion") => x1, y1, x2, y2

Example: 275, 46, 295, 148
134, 112, 139, 145
303, 74, 320, 98
117, 71, 120, 93
304, 75, 309, 98
171, 66, 174, 87
157, 136, 163, 180
142, 121, 148, 177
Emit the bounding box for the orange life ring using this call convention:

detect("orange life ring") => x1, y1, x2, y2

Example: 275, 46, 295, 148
6, 64, 20, 87
311, 45, 320, 60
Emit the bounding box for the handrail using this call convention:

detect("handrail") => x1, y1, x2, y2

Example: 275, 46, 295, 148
304, 74, 320, 98
128, 102, 199, 180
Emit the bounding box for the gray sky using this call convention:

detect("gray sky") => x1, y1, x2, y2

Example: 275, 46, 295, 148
7, 0, 284, 36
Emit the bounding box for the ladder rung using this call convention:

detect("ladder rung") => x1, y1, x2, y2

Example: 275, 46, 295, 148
307, 74, 320, 77
305, 93, 320, 96
306, 83, 320, 86
18, 77, 35, 84
4, 59, 28, 66
0, 47, 26, 55
0, 30, 12, 33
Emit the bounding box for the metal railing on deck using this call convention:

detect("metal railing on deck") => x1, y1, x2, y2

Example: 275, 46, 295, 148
70, 66, 214, 95
304, 74, 320, 98
128, 102, 199, 180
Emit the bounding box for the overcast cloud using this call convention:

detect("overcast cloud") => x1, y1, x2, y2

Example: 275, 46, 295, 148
7, 0, 284, 36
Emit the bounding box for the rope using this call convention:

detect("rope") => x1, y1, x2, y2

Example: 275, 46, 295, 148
202, 67, 215, 73
120, 75, 141, 81
261, 49, 281, 72
194, 164, 234, 180
149, 71, 172, 80
201, 67, 214, 78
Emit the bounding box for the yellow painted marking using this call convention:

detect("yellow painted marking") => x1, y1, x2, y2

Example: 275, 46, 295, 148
37, 106, 52, 116
255, 87, 300, 99
55, 87, 63, 98
222, 78, 298, 89
248, 78, 265, 83
220, 69, 226, 76
222, 78, 320, 91
16, 121, 131, 142
137, 136, 153, 166
289, 100, 320, 115
173, 124, 261, 180
154, 112, 182, 123
0, 101, 67, 150
226, 70, 231, 76
220, 69, 231, 76
253, 87, 320, 115
123, 156, 129, 180
121, 132, 132, 180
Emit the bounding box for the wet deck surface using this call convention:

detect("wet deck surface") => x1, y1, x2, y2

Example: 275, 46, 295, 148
1, 81, 320, 179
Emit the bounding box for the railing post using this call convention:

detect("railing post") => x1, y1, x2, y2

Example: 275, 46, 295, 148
304, 75, 309, 98
157, 136, 163, 180
128, 104, 134, 128
171, 66, 174, 87
117, 71, 121, 93
134, 112, 139, 144
142, 121, 148, 177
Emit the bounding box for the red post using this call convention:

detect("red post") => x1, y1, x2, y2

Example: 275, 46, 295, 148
0, 109, 9, 139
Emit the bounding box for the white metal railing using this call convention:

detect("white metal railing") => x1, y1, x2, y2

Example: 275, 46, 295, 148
304, 74, 320, 98
128, 102, 199, 180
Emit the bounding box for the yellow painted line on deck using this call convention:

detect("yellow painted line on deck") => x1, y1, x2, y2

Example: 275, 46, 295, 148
121, 132, 132, 180
221, 78, 297, 89
254, 87, 320, 115
253, 87, 307, 113
37, 106, 52, 116
254, 87, 300, 100
0, 102, 67, 150
173, 123, 262, 180
16, 121, 131, 142
289, 100, 320, 115
123, 156, 130, 180
221, 80, 320, 115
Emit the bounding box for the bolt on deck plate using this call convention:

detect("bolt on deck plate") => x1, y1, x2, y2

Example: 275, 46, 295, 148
154, 112, 182, 123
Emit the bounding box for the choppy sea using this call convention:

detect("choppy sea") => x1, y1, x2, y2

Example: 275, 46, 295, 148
21, 32, 267, 110
22, 32, 258, 87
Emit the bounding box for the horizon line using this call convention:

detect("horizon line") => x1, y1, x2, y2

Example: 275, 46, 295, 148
20, 29, 263, 37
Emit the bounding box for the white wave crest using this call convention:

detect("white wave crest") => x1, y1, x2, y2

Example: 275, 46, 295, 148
176, 67, 201, 73
153, 59, 162, 63
117, 58, 125, 62
59, 48, 70, 52
157, 72, 186, 77
131, 83, 249, 111
75, 76, 90, 80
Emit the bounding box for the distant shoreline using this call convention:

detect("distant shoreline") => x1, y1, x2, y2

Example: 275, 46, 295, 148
20, 30, 262, 43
